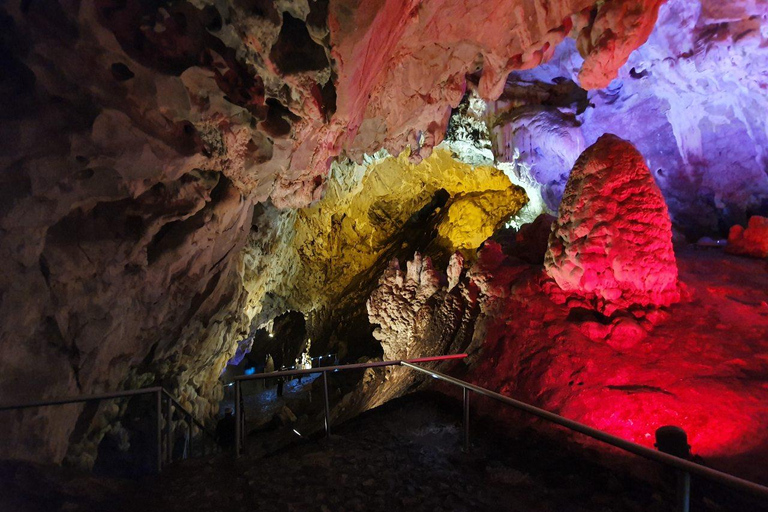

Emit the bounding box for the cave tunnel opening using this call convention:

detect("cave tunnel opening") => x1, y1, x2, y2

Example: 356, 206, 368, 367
225, 311, 308, 382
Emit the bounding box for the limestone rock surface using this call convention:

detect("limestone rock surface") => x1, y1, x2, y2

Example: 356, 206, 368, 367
367, 252, 479, 360
726, 216, 768, 259
544, 134, 679, 315
484, 0, 768, 238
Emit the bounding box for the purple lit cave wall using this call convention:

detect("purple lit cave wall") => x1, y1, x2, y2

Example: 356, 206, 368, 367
491, 0, 768, 238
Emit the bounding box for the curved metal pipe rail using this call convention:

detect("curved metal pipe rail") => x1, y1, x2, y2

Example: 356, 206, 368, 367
233, 354, 468, 454
0, 386, 217, 473
402, 362, 768, 509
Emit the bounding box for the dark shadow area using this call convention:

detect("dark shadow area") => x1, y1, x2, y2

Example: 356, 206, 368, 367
269, 12, 328, 75
10, 390, 765, 511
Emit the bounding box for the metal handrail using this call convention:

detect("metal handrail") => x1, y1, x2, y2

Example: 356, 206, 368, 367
232, 353, 468, 382
402, 362, 768, 506
233, 354, 468, 455
161, 390, 217, 441
0, 387, 163, 412
0, 386, 217, 473
6, 354, 766, 508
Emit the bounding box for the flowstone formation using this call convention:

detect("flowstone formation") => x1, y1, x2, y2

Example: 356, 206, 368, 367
727, 216, 768, 259
243, 147, 525, 363
544, 134, 680, 315
367, 252, 476, 362
364, 133, 768, 480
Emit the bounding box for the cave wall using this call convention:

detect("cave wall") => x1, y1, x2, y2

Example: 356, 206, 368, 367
487, 0, 768, 238
367, 137, 768, 481
241, 146, 526, 362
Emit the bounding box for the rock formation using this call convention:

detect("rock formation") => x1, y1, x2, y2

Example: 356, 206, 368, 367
366, 252, 477, 359
484, 0, 768, 238
544, 134, 680, 315
726, 216, 768, 259
468, 242, 768, 478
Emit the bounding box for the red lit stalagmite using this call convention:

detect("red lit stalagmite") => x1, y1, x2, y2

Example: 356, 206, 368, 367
545, 134, 680, 315
458, 137, 768, 480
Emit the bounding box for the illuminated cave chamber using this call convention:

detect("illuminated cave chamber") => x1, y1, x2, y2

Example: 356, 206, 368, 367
0, 0, 767, 489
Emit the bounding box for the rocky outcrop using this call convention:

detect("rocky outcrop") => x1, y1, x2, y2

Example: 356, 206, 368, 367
575, 0, 667, 89
367, 254, 445, 360
468, 244, 768, 479
727, 216, 768, 259
544, 134, 679, 315
483, 0, 768, 239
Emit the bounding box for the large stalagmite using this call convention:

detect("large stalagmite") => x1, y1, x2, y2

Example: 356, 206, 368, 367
544, 134, 680, 315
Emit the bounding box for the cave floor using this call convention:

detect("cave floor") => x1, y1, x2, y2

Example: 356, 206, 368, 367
5, 390, 767, 512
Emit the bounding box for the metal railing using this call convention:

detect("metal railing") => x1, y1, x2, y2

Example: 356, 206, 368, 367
234, 355, 768, 511
3, 355, 768, 511
232, 354, 469, 455
0, 386, 218, 473
401, 362, 768, 512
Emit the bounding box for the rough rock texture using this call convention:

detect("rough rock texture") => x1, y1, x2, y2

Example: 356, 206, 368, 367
2, 0, 630, 465
544, 134, 679, 315
366, 252, 479, 365
0, 0, 747, 468
356, 252, 479, 422
726, 216, 768, 259
576, 0, 667, 89
240, 146, 525, 370
468, 246, 768, 483
367, 254, 444, 359
487, 0, 768, 238
363, 207, 768, 482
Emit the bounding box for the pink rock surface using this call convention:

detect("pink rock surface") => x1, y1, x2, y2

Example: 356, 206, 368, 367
727, 216, 768, 258
545, 134, 679, 315
469, 248, 768, 482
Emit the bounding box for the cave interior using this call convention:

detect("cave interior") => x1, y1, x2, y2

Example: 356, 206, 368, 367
1, 0, 768, 510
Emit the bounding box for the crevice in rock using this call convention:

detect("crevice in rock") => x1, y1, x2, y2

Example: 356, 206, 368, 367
269, 12, 329, 75
260, 98, 297, 137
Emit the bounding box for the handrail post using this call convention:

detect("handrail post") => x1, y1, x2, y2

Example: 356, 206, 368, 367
186, 416, 192, 459
165, 394, 173, 464
155, 389, 163, 474
235, 380, 241, 457
463, 387, 470, 453
678, 471, 691, 512
322, 370, 331, 437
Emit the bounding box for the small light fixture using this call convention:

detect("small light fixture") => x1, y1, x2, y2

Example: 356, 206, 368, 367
655, 426, 691, 459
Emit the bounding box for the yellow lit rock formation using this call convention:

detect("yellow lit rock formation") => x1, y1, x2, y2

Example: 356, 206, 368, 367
244, 146, 527, 338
